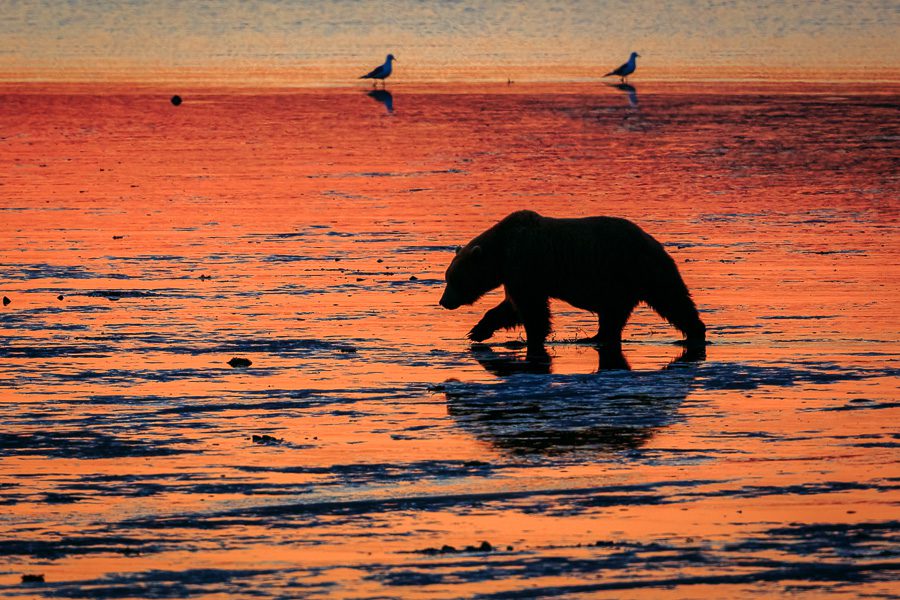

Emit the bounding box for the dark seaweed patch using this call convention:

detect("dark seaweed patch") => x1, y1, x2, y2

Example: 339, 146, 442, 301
24, 568, 291, 599
306, 168, 465, 179
0, 431, 193, 459
182, 337, 362, 357
235, 459, 498, 484
1, 263, 132, 281
0, 536, 165, 559
473, 562, 899, 597
0, 343, 114, 358
120, 479, 721, 531
695, 362, 899, 391
724, 521, 900, 559
806, 401, 900, 412
82, 290, 157, 299
40, 367, 257, 384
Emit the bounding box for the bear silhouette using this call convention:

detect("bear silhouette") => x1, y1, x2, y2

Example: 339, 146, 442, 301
439, 210, 706, 357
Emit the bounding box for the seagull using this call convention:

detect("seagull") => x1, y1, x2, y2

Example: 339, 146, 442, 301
360, 54, 396, 87
604, 52, 640, 83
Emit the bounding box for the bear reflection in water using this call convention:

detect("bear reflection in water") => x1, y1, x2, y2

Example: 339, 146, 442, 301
445, 345, 703, 455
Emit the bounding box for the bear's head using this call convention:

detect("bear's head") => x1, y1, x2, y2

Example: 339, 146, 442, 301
439, 244, 501, 310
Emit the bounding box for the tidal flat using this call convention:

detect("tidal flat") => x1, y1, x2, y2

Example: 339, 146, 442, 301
0, 82, 898, 598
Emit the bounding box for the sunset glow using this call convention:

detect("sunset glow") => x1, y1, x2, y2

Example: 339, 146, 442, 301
1, 1, 898, 598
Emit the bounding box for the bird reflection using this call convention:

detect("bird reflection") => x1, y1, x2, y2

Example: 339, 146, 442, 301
606, 82, 638, 107
445, 345, 703, 456
367, 89, 393, 113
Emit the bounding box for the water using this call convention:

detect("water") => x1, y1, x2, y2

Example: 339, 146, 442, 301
0, 83, 898, 597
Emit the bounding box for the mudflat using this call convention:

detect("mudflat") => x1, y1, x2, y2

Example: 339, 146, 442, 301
1, 82, 898, 598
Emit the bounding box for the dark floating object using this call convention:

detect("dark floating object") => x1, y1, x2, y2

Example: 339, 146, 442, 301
2, 296, 10, 306
21, 574, 45, 583
57, 295, 64, 301
112, 235, 124, 240
252, 434, 283, 445
339, 346, 357, 353
418, 540, 494, 555
409, 275, 418, 281
170, 95, 182, 106
198, 274, 212, 280
227, 357, 252, 368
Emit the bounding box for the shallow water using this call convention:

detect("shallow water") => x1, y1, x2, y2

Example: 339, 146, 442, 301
0, 82, 898, 598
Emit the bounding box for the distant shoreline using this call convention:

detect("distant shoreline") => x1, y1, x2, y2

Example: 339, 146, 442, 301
2, 79, 900, 96
1, 64, 899, 91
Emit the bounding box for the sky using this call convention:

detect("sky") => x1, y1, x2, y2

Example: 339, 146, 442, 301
1, 0, 898, 84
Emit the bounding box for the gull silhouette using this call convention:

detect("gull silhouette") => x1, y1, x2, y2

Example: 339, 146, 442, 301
360, 54, 396, 87
367, 89, 393, 113
604, 52, 640, 83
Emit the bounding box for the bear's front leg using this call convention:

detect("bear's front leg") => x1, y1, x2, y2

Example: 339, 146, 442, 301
468, 299, 521, 342
512, 294, 551, 358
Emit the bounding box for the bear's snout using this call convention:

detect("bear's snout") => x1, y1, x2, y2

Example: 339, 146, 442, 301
439, 287, 462, 310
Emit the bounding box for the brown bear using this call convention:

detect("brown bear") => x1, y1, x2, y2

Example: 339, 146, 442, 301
439, 210, 706, 356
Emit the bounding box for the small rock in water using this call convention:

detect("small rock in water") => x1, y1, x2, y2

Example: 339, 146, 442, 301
409, 275, 418, 281
339, 346, 357, 353
227, 357, 252, 368
2, 296, 10, 306
112, 235, 124, 240
21, 574, 44, 583
462, 541, 494, 553
171, 95, 182, 106
57, 295, 64, 301
252, 434, 283, 445
376, 258, 383, 263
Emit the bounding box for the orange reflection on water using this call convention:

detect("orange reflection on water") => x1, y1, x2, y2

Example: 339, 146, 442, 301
0, 82, 898, 597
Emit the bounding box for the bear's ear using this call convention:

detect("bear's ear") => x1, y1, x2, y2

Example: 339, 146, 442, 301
455, 245, 463, 255
471, 245, 483, 259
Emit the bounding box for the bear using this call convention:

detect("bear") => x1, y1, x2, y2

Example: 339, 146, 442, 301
439, 210, 706, 357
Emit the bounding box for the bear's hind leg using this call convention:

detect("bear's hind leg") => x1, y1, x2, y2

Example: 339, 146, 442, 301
593, 300, 636, 348
468, 299, 521, 342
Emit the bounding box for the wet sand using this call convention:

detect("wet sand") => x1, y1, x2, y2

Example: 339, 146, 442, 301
0, 82, 898, 598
